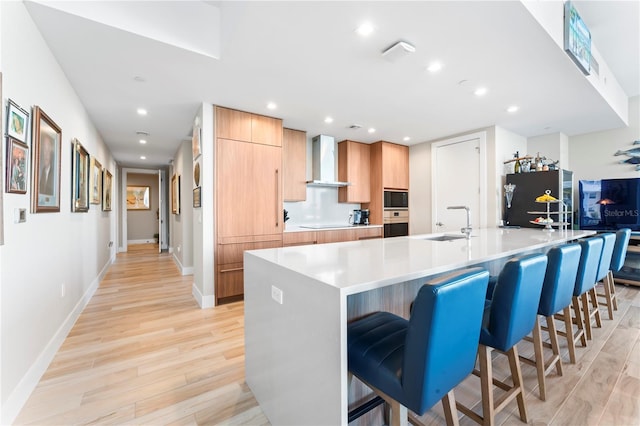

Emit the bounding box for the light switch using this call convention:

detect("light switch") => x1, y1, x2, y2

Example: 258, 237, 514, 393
14, 208, 26, 223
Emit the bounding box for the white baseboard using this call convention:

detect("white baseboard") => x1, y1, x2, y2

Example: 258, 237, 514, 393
127, 239, 156, 245
172, 253, 194, 276
1, 258, 112, 425
192, 282, 214, 308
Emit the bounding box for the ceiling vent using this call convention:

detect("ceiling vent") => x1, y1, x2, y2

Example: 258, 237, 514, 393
382, 41, 415, 62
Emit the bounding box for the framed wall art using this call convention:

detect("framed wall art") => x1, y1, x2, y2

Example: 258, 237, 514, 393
193, 186, 201, 208
171, 174, 180, 214
90, 156, 102, 205
6, 137, 28, 194
192, 125, 201, 160
6, 99, 29, 144
71, 138, 89, 212
31, 106, 62, 213
127, 185, 150, 210
102, 169, 113, 211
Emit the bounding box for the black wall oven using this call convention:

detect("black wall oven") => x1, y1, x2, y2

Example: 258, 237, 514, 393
383, 210, 409, 238
384, 191, 408, 209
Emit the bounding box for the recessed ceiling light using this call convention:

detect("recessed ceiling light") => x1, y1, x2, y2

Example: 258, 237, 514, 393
507, 105, 519, 113
140, 156, 146, 160
324, 116, 334, 124
403, 136, 411, 142
356, 22, 374, 36
368, 128, 376, 134
267, 102, 277, 110
427, 62, 443, 73
474, 87, 488, 96
139, 139, 147, 144
137, 108, 147, 115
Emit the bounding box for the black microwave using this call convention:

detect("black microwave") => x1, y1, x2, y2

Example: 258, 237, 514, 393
384, 191, 408, 209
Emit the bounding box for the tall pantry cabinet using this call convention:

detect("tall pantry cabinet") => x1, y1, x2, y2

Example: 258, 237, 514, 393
215, 106, 283, 305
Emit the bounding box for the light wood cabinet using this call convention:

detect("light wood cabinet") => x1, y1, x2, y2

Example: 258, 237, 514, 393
283, 231, 317, 247
216, 138, 283, 240
216, 107, 252, 142
338, 140, 370, 203
354, 227, 382, 240
317, 229, 357, 244
283, 227, 382, 247
215, 106, 282, 146
214, 106, 284, 304
381, 142, 409, 190
216, 240, 282, 301
283, 128, 307, 201
365, 141, 410, 226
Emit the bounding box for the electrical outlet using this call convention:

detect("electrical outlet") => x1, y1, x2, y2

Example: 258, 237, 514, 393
271, 285, 283, 304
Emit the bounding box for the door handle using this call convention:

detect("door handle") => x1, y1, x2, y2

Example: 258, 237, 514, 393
275, 169, 279, 227
435, 221, 444, 227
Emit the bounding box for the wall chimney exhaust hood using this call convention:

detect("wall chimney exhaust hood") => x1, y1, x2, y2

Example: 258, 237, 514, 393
306, 135, 350, 187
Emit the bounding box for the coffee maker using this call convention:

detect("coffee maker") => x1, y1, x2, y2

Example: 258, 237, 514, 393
352, 209, 370, 225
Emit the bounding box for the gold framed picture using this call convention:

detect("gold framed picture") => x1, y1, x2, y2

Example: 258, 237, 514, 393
127, 185, 150, 210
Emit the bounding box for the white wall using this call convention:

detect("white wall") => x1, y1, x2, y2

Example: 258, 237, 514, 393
191, 103, 214, 308
528, 132, 569, 169
494, 126, 527, 224
171, 140, 194, 275
569, 95, 640, 184
0, 2, 116, 422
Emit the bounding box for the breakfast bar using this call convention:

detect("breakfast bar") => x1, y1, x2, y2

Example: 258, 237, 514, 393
243, 227, 595, 425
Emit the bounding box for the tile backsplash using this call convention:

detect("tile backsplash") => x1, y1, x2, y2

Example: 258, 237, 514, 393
284, 186, 360, 226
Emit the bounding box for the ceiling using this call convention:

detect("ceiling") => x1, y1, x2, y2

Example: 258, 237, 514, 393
24, 1, 640, 169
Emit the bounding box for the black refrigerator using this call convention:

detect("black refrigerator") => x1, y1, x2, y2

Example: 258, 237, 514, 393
505, 169, 573, 228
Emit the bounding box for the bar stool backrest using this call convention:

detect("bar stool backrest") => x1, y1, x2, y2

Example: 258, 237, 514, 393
610, 228, 631, 273
596, 233, 616, 282
481, 253, 548, 352
574, 237, 604, 296
538, 243, 582, 316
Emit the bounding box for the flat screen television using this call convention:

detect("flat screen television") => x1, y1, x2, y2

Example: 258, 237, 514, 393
564, 1, 591, 75
579, 178, 640, 230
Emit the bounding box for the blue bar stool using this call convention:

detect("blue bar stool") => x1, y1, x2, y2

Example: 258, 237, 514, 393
347, 268, 489, 426
456, 254, 548, 425
519, 243, 581, 401
574, 237, 604, 342
597, 228, 630, 319
583, 234, 615, 338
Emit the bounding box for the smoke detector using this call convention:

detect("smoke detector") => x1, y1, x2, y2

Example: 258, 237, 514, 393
382, 41, 415, 62
348, 124, 362, 130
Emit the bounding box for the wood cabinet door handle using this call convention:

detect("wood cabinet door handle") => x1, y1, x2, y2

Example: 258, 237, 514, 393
275, 169, 279, 227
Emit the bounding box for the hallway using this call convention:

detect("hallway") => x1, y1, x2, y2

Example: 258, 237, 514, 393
15, 244, 268, 425
14, 244, 640, 425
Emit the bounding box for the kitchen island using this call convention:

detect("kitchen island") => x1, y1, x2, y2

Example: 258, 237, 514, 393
244, 227, 595, 425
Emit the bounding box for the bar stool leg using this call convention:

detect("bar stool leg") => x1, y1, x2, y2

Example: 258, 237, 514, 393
478, 345, 494, 426
441, 391, 460, 426
608, 271, 618, 311
546, 315, 563, 377
562, 305, 578, 363
506, 345, 528, 423
531, 316, 547, 401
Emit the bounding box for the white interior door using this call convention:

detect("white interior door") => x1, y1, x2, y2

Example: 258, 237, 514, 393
432, 133, 486, 233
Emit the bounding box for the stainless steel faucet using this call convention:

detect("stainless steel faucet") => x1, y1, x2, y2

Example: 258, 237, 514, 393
447, 205, 472, 239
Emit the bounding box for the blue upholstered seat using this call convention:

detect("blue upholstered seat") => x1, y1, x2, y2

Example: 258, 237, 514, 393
524, 244, 581, 400
348, 267, 489, 424
575, 237, 605, 340
480, 254, 548, 352
598, 229, 630, 319
458, 253, 548, 425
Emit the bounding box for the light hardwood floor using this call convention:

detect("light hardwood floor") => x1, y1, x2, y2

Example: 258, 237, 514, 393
15, 244, 640, 425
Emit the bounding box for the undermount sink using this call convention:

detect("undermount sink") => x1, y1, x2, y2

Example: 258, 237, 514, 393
420, 234, 468, 241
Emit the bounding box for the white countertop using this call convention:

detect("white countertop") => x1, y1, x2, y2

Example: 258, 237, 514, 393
246, 227, 595, 295
284, 224, 383, 232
